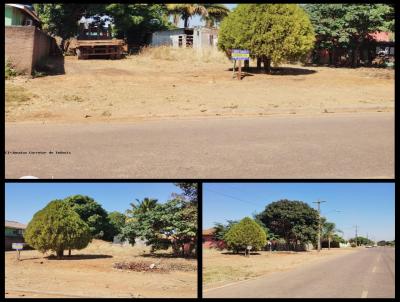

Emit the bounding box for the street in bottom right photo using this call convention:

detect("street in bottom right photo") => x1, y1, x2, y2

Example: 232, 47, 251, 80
202, 182, 395, 298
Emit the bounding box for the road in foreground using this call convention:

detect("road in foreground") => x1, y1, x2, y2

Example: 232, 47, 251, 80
5, 113, 394, 179
204, 247, 395, 298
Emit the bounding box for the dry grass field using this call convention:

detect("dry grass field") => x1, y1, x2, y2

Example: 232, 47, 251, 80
203, 247, 358, 289
5, 240, 197, 298
5, 47, 394, 123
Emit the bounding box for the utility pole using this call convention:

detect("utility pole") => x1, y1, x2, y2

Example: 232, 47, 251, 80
355, 225, 358, 247
313, 200, 326, 252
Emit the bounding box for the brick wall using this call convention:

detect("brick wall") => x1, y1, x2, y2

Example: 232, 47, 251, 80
5, 26, 57, 75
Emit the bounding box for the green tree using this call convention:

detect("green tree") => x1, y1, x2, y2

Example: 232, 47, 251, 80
126, 197, 158, 219
121, 197, 197, 257
321, 217, 342, 249
33, 4, 105, 50
213, 220, 239, 241
218, 4, 315, 73
201, 4, 230, 27
105, 4, 171, 45
64, 195, 113, 241
166, 4, 208, 28
174, 182, 198, 204
256, 199, 319, 250
224, 217, 267, 255
304, 4, 394, 66
24, 200, 91, 258
349, 236, 374, 246
107, 211, 126, 237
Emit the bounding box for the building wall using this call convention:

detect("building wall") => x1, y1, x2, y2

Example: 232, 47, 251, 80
5, 236, 25, 250
5, 6, 24, 26
151, 29, 185, 47
5, 26, 56, 75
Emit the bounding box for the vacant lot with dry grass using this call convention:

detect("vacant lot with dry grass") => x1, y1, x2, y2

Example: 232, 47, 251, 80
203, 248, 358, 289
5, 240, 197, 298
5, 47, 394, 123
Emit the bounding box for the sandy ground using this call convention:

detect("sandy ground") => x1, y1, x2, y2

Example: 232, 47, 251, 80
5, 52, 394, 123
5, 240, 197, 298
203, 247, 358, 289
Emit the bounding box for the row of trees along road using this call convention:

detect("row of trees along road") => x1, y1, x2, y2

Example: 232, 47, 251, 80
214, 199, 346, 254
24, 183, 197, 258
33, 4, 230, 50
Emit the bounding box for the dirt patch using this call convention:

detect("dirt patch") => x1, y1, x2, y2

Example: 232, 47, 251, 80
5, 49, 394, 123
5, 240, 197, 298
203, 247, 359, 289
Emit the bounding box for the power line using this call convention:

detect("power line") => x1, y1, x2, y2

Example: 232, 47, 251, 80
204, 188, 261, 207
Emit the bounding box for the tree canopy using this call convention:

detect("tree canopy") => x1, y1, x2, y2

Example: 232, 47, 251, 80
224, 217, 267, 254
107, 211, 126, 237
256, 199, 319, 249
64, 195, 114, 241
121, 195, 197, 257
218, 4, 315, 73
304, 4, 394, 66
24, 200, 91, 258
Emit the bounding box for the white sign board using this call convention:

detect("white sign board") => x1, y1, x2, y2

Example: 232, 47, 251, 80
12, 243, 24, 250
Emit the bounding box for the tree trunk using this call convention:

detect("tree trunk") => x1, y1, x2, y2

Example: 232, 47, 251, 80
68, 249, 71, 256
184, 17, 189, 28
262, 57, 271, 74
352, 43, 360, 68
257, 57, 262, 70
56, 249, 64, 259
244, 60, 249, 71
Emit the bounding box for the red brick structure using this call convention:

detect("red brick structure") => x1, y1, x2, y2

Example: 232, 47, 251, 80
202, 228, 226, 249
5, 26, 58, 75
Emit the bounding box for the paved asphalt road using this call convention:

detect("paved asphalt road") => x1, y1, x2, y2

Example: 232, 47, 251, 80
204, 247, 395, 298
5, 113, 394, 179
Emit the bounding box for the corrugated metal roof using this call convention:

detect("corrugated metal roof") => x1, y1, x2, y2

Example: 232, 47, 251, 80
5, 220, 27, 229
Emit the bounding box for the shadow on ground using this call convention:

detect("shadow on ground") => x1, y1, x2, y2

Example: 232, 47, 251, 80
227, 66, 317, 77
36, 55, 65, 76
221, 252, 262, 256
46, 254, 113, 260
142, 252, 197, 259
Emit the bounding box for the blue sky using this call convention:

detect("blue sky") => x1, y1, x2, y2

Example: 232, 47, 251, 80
5, 183, 182, 224
203, 183, 395, 241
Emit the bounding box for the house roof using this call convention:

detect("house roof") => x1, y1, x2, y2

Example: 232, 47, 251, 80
203, 228, 216, 236
5, 3, 41, 23
5, 220, 27, 229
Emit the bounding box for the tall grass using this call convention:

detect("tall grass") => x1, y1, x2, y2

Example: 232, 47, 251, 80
139, 45, 230, 64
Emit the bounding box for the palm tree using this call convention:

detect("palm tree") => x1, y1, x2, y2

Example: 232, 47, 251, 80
322, 219, 341, 250
201, 4, 230, 28
126, 197, 158, 217
166, 4, 209, 28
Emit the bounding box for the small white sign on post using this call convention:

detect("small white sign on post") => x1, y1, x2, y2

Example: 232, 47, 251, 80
12, 243, 24, 260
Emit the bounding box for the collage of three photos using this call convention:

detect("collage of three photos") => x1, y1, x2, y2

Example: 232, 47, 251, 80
4, 2, 395, 300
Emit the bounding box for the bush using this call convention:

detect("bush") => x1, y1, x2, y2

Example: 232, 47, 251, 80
5, 60, 18, 79
218, 4, 315, 72
24, 200, 92, 258
351, 243, 357, 248
224, 217, 267, 254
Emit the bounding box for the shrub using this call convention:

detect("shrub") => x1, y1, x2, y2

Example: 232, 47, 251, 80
351, 243, 357, 248
5, 60, 18, 79
224, 217, 267, 254
24, 200, 92, 258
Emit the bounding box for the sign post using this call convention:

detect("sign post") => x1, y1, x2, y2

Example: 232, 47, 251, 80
231, 49, 250, 80
12, 243, 24, 261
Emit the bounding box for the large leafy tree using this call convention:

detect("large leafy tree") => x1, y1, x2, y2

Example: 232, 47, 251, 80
24, 200, 91, 258
304, 4, 394, 66
218, 4, 315, 73
105, 4, 171, 44
33, 4, 105, 49
107, 211, 126, 238
121, 197, 197, 257
256, 200, 319, 250
64, 195, 114, 241
224, 217, 267, 255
